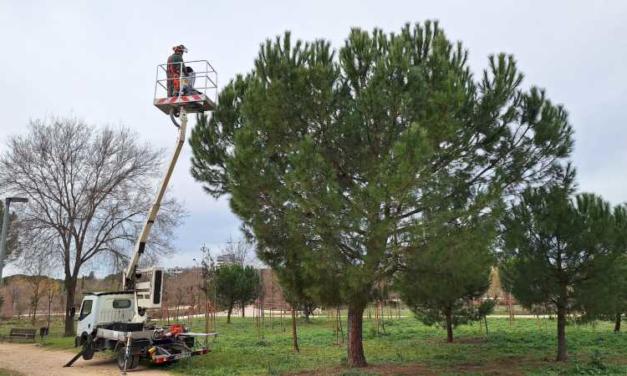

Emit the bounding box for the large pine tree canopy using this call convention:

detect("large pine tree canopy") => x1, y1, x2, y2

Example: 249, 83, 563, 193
190, 21, 574, 365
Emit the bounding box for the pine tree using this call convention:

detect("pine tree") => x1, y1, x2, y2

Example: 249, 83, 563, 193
500, 168, 615, 361
214, 264, 259, 323
604, 206, 627, 333
397, 214, 496, 343
190, 22, 573, 367
577, 205, 627, 332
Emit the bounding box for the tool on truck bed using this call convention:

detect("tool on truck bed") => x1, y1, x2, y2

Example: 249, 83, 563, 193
65, 47, 218, 372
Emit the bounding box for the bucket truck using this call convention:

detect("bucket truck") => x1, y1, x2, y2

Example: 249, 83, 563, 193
66, 58, 218, 372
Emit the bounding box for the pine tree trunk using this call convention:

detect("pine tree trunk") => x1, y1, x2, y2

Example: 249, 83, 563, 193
63, 277, 77, 337
303, 305, 311, 323
227, 303, 233, 324
241, 302, 245, 317
291, 307, 299, 352
445, 309, 454, 343
556, 304, 568, 361
346, 303, 367, 367
614, 313, 621, 333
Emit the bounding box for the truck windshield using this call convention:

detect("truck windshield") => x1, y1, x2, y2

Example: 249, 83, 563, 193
79, 300, 93, 320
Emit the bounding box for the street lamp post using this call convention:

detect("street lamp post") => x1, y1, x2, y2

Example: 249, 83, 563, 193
0, 197, 28, 284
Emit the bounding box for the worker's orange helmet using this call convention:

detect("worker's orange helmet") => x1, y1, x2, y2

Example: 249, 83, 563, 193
173, 44, 188, 53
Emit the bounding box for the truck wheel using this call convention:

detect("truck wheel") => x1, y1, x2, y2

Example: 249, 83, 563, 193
116, 346, 139, 370
81, 334, 95, 360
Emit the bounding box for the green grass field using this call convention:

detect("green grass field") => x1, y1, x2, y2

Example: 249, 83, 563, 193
1, 314, 626, 375
0, 369, 24, 376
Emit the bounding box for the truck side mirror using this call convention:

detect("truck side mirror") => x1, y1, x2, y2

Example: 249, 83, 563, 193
70, 306, 76, 318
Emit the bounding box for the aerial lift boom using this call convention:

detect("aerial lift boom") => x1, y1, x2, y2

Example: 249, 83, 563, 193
123, 58, 217, 304
122, 110, 187, 292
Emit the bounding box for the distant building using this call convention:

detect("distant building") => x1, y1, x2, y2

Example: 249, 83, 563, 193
216, 254, 239, 266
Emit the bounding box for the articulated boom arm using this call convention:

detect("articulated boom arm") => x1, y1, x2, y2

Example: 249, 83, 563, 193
123, 110, 188, 290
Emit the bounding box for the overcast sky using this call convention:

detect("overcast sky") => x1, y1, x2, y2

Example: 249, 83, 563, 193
1, 0, 626, 275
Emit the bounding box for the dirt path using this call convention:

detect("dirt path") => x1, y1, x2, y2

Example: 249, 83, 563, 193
0, 343, 172, 376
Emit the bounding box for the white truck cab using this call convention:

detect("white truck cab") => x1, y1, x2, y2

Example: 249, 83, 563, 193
77, 292, 139, 338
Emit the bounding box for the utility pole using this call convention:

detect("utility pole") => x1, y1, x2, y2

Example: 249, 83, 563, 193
0, 197, 28, 284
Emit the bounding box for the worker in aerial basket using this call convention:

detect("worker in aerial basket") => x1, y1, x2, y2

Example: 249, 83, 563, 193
167, 44, 187, 97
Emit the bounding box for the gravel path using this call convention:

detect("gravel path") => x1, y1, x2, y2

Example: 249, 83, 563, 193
0, 343, 172, 376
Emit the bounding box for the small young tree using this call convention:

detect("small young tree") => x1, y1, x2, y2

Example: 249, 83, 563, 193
609, 207, 627, 332
214, 264, 259, 323
43, 279, 59, 329
476, 299, 497, 336
200, 246, 217, 332
577, 205, 627, 332
8, 281, 27, 319
397, 215, 496, 342
19, 243, 55, 324
579, 256, 627, 332
174, 286, 185, 320
500, 169, 615, 361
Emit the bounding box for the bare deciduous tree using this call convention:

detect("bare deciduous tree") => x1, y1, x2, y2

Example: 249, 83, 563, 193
7, 282, 25, 319
0, 117, 184, 336
174, 286, 185, 321
220, 238, 255, 267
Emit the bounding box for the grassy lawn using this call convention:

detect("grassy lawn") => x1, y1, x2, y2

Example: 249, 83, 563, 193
0, 369, 24, 376
1, 314, 626, 375
170, 315, 627, 375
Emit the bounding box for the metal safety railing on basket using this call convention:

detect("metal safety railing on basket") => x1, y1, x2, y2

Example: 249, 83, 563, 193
154, 60, 218, 102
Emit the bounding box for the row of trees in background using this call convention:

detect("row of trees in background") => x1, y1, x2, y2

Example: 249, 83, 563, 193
189, 20, 625, 367
0, 275, 59, 324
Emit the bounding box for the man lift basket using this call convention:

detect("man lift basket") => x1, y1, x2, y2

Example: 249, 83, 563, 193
154, 58, 218, 125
